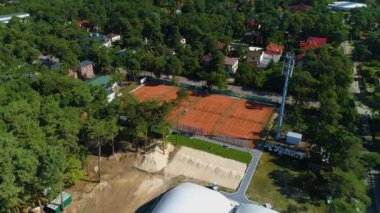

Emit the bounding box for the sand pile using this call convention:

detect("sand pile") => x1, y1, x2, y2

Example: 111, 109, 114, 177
164, 146, 247, 190
134, 143, 174, 173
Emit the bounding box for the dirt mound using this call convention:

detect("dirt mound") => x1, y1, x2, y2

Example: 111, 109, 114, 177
164, 146, 247, 190
134, 143, 174, 173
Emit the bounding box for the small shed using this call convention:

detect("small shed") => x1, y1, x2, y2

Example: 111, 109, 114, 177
46, 192, 72, 213
286, 132, 302, 145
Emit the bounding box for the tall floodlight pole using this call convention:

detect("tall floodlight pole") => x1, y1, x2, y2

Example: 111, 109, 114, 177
275, 52, 295, 141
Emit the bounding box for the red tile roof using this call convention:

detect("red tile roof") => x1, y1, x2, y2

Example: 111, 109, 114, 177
247, 19, 258, 28
300, 37, 327, 50
288, 3, 312, 12
107, 33, 120, 39
296, 53, 305, 60
217, 42, 227, 50
265, 43, 284, 56
224, 57, 239, 66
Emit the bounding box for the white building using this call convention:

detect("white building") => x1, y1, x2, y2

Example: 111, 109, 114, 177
152, 182, 278, 213
180, 37, 187, 46
89, 33, 112, 48
107, 33, 121, 43
0, 12, 30, 24
258, 43, 284, 68
258, 52, 282, 68
328, 1, 367, 11
286, 132, 302, 145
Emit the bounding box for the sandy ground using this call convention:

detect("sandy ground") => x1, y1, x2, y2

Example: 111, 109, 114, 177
164, 146, 247, 190
66, 145, 246, 213
66, 153, 173, 213
134, 144, 174, 173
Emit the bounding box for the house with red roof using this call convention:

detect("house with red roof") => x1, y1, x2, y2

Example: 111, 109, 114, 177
288, 3, 312, 13
217, 41, 231, 52
258, 43, 284, 68
297, 37, 327, 59
79, 20, 93, 31
107, 33, 121, 43
300, 37, 327, 50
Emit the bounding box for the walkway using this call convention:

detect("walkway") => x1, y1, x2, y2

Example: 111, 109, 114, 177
222, 149, 262, 204
190, 135, 262, 204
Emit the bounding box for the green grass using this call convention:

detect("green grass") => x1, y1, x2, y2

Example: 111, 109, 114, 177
167, 134, 252, 164
246, 153, 326, 212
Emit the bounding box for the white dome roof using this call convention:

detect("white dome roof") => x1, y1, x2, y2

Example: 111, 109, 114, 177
152, 182, 279, 213
152, 182, 235, 213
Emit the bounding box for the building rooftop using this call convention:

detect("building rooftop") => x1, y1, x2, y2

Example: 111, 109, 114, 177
85, 75, 111, 87
300, 37, 327, 50
265, 43, 284, 56
224, 57, 239, 66
0, 12, 29, 23
79, 60, 93, 68
152, 182, 278, 213
107, 32, 120, 39
288, 3, 312, 12
249, 46, 263, 52
287, 131, 302, 139
328, 1, 367, 10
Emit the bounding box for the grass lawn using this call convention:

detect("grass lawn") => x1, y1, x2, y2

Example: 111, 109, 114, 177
246, 152, 326, 212
119, 82, 139, 94
167, 134, 252, 164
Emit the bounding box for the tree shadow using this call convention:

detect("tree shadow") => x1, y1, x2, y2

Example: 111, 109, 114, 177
135, 189, 169, 213
269, 170, 312, 204
244, 100, 266, 110
79, 178, 99, 183
269, 155, 308, 172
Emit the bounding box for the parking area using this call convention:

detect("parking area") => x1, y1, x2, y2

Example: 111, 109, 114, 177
263, 143, 306, 160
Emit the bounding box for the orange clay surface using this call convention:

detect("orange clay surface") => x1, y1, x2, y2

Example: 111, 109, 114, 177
133, 84, 273, 141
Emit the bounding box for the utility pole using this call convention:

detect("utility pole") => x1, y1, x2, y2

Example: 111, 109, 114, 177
275, 52, 295, 141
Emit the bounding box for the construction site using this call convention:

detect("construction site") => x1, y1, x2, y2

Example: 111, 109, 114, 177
133, 84, 274, 148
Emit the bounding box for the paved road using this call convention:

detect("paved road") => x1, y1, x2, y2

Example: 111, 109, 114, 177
141, 71, 320, 108
342, 41, 351, 55
189, 135, 262, 204
351, 62, 373, 116
222, 149, 262, 204
350, 62, 361, 94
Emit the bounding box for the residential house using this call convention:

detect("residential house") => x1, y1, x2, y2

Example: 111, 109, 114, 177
201, 53, 213, 67
0, 12, 29, 24
217, 41, 231, 52
89, 33, 112, 48
39, 55, 60, 69
79, 20, 93, 31
107, 33, 121, 43
300, 37, 327, 50
224, 57, 239, 74
287, 3, 312, 13
258, 43, 284, 68
78, 60, 95, 80
297, 37, 327, 59
85, 75, 119, 102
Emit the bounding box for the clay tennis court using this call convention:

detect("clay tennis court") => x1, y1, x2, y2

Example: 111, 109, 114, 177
133, 84, 273, 147
133, 84, 179, 102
